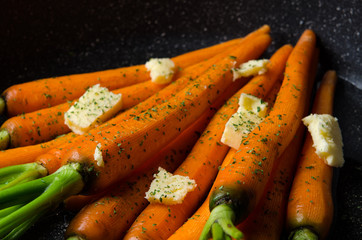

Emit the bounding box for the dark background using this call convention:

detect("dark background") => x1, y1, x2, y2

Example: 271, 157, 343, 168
0, 0, 361, 239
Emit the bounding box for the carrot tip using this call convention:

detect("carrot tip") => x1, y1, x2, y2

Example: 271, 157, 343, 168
288, 227, 319, 240
0, 128, 9, 150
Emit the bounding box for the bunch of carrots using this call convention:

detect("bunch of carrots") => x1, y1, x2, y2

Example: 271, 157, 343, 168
0, 25, 340, 240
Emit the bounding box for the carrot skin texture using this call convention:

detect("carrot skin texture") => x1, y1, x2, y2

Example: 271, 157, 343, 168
0, 133, 77, 168
0, 80, 166, 148
286, 70, 338, 240
199, 30, 317, 240
124, 44, 292, 240
237, 124, 305, 240
2, 36, 246, 117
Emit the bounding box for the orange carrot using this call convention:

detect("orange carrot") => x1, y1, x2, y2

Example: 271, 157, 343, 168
123, 44, 292, 240
1, 33, 250, 117
64, 71, 248, 240
199, 30, 317, 240
0, 80, 168, 149
286, 70, 338, 240
236, 125, 305, 240
0, 133, 77, 169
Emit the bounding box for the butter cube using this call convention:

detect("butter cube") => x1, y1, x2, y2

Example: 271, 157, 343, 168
64, 84, 122, 135
302, 114, 344, 167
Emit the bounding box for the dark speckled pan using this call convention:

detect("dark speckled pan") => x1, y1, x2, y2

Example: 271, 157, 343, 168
0, 0, 361, 239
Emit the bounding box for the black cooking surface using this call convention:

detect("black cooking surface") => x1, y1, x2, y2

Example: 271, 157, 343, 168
0, 0, 361, 239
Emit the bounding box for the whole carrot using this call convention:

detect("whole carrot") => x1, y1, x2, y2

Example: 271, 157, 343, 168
0, 33, 271, 239
1, 34, 248, 117
199, 29, 317, 240
124, 44, 292, 240
286, 70, 338, 240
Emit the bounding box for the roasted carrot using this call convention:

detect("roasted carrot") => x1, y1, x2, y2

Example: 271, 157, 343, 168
1, 33, 249, 117
286, 70, 338, 240
235, 125, 305, 240
0, 133, 77, 169
0, 33, 271, 239
64, 70, 247, 240
124, 44, 292, 240
0, 78, 173, 149
199, 29, 317, 240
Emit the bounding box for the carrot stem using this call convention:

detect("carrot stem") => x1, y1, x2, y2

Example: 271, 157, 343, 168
200, 204, 243, 240
0, 163, 84, 239
289, 227, 319, 240
0, 129, 9, 150
0, 163, 47, 191
0, 97, 4, 116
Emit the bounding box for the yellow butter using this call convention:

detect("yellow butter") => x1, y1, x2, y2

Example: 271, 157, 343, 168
303, 114, 344, 167
221, 93, 268, 149
145, 167, 197, 205
145, 58, 176, 84
232, 59, 270, 80
64, 84, 122, 135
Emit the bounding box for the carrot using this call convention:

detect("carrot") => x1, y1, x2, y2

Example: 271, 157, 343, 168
64, 72, 247, 240
0, 133, 77, 169
0, 33, 271, 239
286, 70, 338, 240
124, 44, 292, 240
235, 125, 305, 240
1, 32, 251, 117
199, 29, 317, 240
0, 79, 172, 149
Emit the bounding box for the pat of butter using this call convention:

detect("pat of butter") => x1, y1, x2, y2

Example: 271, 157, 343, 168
64, 84, 122, 135
232, 59, 270, 81
302, 114, 344, 167
145, 58, 176, 84
94, 143, 104, 167
145, 167, 197, 205
221, 93, 268, 149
